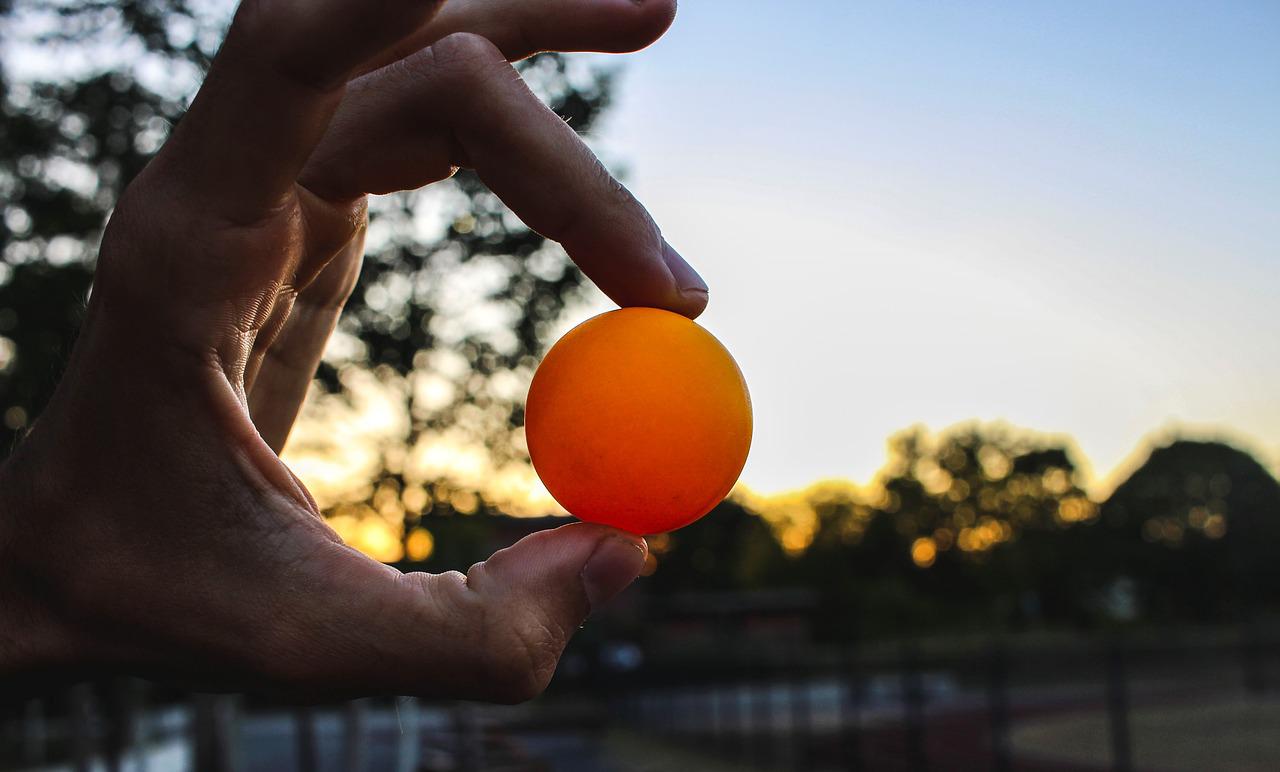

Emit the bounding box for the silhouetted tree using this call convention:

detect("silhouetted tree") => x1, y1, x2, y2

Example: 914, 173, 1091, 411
0, 0, 199, 447
791, 424, 1100, 638
1100, 439, 1280, 622
646, 499, 792, 593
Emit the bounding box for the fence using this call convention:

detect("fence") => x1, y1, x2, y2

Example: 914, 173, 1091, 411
616, 626, 1276, 771
2, 626, 1276, 771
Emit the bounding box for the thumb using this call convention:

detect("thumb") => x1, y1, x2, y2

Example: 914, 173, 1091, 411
287, 523, 647, 702
464, 522, 650, 621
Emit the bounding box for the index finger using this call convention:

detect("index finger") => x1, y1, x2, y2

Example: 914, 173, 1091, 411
302, 34, 708, 317
154, 0, 446, 223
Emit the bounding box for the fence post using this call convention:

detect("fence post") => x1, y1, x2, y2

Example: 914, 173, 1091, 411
840, 647, 865, 772
69, 683, 93, 772
710, 682, 726, 756
680, 686, 691, 747
752, 669, 775, 769
452, 702, 482, 772
986, 642, 1012, 772
21, 698, 46, 766
736, 680, 752, 766
294, 706, 318, 772
1105, 639, 1133, 772
343, 699, 367, 772
659, 687, 673, 740
901, 645, 928, 772
395, 696, 421, 772
104, 678, 141, 772
293, 706, 317, 772
718, 676, 742, 762
682, 687, 698, 747
788, 662, 811, 771
192, 695, 235, 772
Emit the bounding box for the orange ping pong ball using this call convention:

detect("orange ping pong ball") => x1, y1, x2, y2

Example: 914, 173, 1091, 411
525, 307, 752, 535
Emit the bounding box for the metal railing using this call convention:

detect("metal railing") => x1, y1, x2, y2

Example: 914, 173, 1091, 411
615, 628, 1276, 771
2, 626, 1275, 771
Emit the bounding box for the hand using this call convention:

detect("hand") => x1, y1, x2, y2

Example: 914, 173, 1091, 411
0, 0, 702, 701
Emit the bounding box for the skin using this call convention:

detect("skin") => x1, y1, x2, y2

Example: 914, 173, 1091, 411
0, 0, 706, 701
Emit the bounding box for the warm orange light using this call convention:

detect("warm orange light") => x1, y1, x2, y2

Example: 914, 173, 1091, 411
525, 307, 752, 535
405, 527, 435, 562
911, 537, 937, 568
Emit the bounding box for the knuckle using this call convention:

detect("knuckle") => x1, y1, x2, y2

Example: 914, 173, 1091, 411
448, 564, 567, 703
430, 32, 505, 70
413, 570, 475, 633
414, 32, 510, 92
409, 566, 569, 704
482, 600, 571, 704
475, 621, 561, 704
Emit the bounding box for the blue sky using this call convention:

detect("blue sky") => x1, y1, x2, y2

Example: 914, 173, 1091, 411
583, 0, 1280, 493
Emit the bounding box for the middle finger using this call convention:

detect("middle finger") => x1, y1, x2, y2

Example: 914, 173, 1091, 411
357, 0, 678, 73
299, 33, 707, 319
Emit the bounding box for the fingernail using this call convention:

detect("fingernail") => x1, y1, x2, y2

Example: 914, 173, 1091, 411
662, 241, 709, 296
582, 536, 648, 611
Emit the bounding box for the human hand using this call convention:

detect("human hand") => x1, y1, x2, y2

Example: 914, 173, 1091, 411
0, 0, 702, 701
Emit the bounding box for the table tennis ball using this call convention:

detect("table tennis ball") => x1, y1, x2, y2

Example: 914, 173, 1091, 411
525, 307, 752, 534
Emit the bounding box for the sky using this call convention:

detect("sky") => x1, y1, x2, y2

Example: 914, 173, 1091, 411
577, 0, 1280, 495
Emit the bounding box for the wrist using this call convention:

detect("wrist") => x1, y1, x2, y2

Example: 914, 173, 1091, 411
0, 446, 81, 675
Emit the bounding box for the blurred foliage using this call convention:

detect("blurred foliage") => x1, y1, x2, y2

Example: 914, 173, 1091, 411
610, 425, 1280, 644
0, 0, 193, 446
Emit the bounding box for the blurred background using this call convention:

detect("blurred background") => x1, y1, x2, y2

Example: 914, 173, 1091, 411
1, 1, 1278, 770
